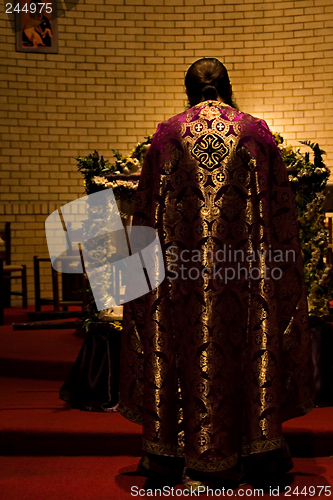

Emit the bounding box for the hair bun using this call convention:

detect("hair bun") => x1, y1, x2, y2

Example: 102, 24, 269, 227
202, 84, 218, 101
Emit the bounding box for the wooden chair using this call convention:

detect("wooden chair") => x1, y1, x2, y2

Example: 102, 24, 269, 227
9, 255, 88, 331
15, 219, 123, 330
0, 222, 28, 325
34, 221, 86, 312
34, 255, 87, 313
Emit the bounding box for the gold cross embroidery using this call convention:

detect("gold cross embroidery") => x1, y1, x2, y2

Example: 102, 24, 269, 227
192, 133, 229, 170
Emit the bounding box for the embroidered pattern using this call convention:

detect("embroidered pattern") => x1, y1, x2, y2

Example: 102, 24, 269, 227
192, 133, 229, 170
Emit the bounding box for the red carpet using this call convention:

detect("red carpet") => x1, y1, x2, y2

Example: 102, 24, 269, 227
0, 378, 142, 456
0, 307, 83, 380
0, 327, 83, 380
1, 307, 333, 498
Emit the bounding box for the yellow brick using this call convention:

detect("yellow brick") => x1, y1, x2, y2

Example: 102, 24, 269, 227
0, 0, 332, 277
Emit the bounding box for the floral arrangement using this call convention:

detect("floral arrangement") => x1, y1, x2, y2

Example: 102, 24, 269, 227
274, 133, 333, 317
75, 136, 153, 196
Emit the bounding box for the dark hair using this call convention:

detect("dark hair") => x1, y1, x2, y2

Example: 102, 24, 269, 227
185, 58, 231, 106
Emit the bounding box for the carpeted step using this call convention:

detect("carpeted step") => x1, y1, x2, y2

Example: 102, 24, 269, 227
1, 378, 333, 458
0, 378, 141, 456
284, 408, 333, 458
0, 456, 332, 500
0, 323, 83, 381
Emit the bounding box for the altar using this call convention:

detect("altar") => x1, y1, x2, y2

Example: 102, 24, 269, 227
59, 141, 152, 412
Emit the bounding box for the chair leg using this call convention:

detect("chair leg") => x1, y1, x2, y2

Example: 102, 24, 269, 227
82, 274, 88, 310
22, 265, 28, 309
4, 274, 10, 308
52, 266, 60, 311
0, 259, 4, 325
34, 256, 41, 312
0, 258, 5, 326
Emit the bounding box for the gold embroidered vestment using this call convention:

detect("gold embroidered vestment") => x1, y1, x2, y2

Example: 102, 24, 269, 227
119, 101, 314, 472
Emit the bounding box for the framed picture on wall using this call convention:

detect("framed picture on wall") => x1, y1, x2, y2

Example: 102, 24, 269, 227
14, 0, 58, 53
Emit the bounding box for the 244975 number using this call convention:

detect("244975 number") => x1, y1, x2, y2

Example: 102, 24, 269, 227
284, 485, 331, 496
6, 3, 52, 14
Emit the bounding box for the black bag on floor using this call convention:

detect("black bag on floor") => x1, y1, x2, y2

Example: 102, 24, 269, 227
59, 324, 121, 412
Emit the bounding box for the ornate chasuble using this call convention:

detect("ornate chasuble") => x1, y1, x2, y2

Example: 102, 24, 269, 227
119, 101, 314, 472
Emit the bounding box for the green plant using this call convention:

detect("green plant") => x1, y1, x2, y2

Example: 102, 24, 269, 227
275, 134, 333, 316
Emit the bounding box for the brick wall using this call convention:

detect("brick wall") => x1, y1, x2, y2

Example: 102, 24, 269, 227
0, 0, 332, 304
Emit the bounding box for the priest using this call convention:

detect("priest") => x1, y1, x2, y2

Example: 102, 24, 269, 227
119, 58, 314, 490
